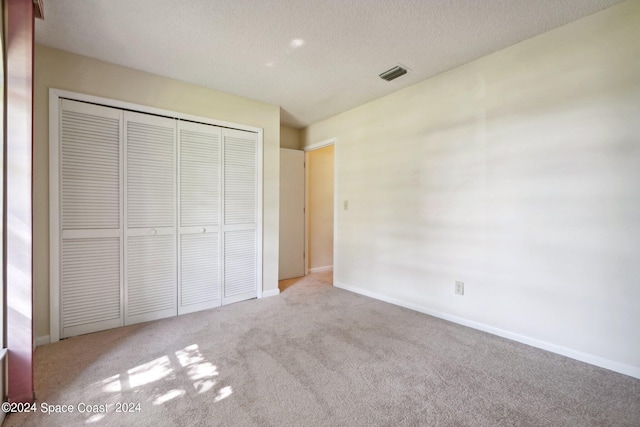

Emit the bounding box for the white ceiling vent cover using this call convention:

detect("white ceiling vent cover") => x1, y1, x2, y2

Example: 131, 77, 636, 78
379, 65, 408, 82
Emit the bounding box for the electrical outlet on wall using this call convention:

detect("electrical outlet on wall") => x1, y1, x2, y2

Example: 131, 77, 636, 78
455, 281, 464, 295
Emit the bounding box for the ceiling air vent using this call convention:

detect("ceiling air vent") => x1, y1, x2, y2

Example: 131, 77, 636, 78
379, 65, 407, 82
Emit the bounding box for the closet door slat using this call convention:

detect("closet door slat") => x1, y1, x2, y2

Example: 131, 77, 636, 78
224, 133, 257, 225
180, 127, 220, 227
59, 99, 124, 338
178, 122, 222, 314
126, 235, 177, 322
222, 129, 258, 304
180, 233, 220, 308
126, 118, 176, 229
61, 237, 122, 337
61, 106, 120, 230
224, 229, 256, 300
125, 112, 177, 325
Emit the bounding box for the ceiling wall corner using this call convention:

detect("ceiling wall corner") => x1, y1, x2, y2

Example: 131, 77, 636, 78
34, 0, 44, 20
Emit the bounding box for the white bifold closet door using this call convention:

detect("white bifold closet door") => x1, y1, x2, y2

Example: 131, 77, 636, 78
222, 128, 258, 304
55, 95, 261, 340
124, 112, 177, 325
178, 121, 222, 314
59, 99, 123, 338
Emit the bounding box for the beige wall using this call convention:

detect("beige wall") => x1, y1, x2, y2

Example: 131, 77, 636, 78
302, 0, 640, 376
307, 145, 334, 270
280, 125, 301, 149
34, 45, 280, 339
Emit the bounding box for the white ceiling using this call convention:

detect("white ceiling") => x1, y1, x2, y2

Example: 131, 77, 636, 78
36, 0, 625, 128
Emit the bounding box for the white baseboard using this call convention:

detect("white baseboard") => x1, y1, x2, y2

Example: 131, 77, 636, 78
308, 265, 333, 274
262, 288, 280, 298
35, 335, 51, 348
334, 281, 640, 379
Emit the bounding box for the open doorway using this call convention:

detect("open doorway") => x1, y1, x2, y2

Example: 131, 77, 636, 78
305, 139, 334, 284
278, 137, 335, 293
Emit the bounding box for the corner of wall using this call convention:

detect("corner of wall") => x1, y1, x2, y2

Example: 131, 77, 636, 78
279, 125, 302, 150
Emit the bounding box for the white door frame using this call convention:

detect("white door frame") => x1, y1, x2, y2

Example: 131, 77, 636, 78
303, 137, 336, 275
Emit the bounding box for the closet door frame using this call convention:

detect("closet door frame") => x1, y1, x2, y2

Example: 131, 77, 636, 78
49, 88, 263, 343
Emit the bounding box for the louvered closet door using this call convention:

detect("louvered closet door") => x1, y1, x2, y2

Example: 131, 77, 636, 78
222, 128, 259, 304
59, 99, 123, 338
178, 121, 222, 315
124, 112, 177, 325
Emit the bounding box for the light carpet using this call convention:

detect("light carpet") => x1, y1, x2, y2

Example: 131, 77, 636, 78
4, 272, 639, 426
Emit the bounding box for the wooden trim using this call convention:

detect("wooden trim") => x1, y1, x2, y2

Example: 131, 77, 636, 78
304, 138, 337, 277
49, 89, 261, 134
262, 288, 279, 298
308, 265, 333, 274
6, 0, 35, 403
256, 129, 264, 298
303, 137, 335, 152
48, 94, 60, 343
33, 0, 44, 19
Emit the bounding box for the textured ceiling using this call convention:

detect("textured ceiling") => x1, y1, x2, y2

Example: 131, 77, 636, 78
36, 0, 625, 128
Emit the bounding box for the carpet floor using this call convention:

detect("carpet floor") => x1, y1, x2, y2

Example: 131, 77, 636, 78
4, 271, 639, 426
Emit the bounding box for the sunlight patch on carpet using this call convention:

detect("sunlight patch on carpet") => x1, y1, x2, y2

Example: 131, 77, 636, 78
97, 374, 121, 393
214, 385, 233, 402
89, 343, 232, 418
153, 388, 186, 405
175, 344, 221, 394
128, 356, 173, 388
84, 413, 106, 424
